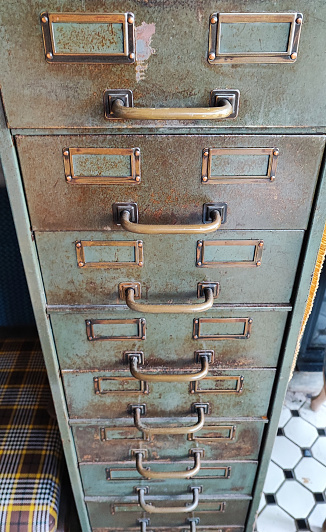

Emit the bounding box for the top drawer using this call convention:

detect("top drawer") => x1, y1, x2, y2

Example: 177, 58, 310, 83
1, 1, 325, 129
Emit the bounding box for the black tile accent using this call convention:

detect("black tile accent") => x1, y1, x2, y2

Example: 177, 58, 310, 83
284, 469, 295, 479
295, 518, 309, 530
291, 410, 300, 417
317, 428, 326, 436
265, 494, 276, 505
314, 492, 326, 503
277, 427, 285, 436
302, 448, 312, 457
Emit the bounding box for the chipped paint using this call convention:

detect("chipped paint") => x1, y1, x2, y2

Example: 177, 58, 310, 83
135, 22, 155, 82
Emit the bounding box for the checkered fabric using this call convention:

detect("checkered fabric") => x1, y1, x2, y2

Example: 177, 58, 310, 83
0, 338, 63, 532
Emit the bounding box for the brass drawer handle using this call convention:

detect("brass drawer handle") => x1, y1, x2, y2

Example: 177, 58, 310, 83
136, 486, 201, 514
132, 449, 203, 480
119, 282, 219, 315
120, 209, 221, 234
130, 403, 208, 436
127, 352, 211, 382
111, 98, 232, 120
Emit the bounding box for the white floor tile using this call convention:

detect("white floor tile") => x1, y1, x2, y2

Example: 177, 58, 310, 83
276, 480, 315, 518
256, 504, 296, 532
271, 436, 302, 469
284, 416, 318, 448
279, 405, 292, 428
258, 494, 266, 514
312, 437, 326, 466
300, 400, 326, 428
285, 390, 307, 410
263, 461, 284, 493
295, 457, 326, 492
308, 503, 326, 532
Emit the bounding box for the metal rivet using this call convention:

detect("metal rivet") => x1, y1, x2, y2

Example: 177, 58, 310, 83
296, 17, 302, 24
208, 52, 215, 61
273, 149, 279, 157
138, 242, 143, 247
76, 242, 82, 248
135, 175, 141, 182
41, 15, 48, 23
142, 336, 146, 340
290, 52, 297, 60
248, 319, 253, 324
258, 241, 264, 248
202, 176, 208, 182
246, 334, 251, 339
63, 150, 69, 156
134, 148, 140, 156
129, 52, 135, 60
198, 241, 203, 247
210, 16, 217, 24
88, 336, 93, 340
193, 335, 198, 339
195, 320, 199, 324
197, 261, 202, 266
270, 175, 276, 182
66, 175, 72, 182
46, 52, 53, 59
203, 150, 209, 157
139, 261, 143, 267
86, 320, 91, 325
256, 261, 261, 267
127, 15, 134, 24
78, 261, 85, 267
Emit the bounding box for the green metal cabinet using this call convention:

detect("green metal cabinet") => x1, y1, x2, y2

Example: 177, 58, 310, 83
1, 2, 326, 531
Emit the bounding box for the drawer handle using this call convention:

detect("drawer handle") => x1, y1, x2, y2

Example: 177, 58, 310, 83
120, 209, 221, 234
119, 282, 219, 314
130, 403, 208, 436
127, 352, 211, 382
136, 486, 201, 514
132, 449, 203, 479
111, 98, 233, 120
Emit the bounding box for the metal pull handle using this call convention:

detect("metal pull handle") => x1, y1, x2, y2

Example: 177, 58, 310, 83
136, 487, 201, 514
112, 97, 233, 120
133, 449, 203, 480
128, 352, 211, 382
121, 286, 216, 314
130, 403, 208, 436
120, 209, 222, 235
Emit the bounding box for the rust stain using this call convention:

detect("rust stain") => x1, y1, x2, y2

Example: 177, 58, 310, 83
135, 22, 156, 82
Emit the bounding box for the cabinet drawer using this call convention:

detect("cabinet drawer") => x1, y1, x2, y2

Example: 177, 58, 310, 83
50, 306, 290, 370
37, 230, 303, 305
62, 368, 275, 419
72, 419, 266, 462
85, 496, 250, 529
2, 2, 326, 128
80, 461, 257, 497
16, 134, 324, 231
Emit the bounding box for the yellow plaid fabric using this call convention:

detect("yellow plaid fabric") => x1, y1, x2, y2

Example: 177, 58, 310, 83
0, 338, 63, 532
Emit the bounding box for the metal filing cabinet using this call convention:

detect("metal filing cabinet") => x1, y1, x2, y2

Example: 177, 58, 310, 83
1, 2, 326, 531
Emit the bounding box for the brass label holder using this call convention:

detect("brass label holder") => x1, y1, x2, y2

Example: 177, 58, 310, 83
196, 239, 264, 268
190, 375, 244, 394
76, 240, 144, 268
193, 317, 253, 340
86, 318, 146, 342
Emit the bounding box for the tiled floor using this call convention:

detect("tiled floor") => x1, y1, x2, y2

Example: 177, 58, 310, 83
256, 373, 326, 532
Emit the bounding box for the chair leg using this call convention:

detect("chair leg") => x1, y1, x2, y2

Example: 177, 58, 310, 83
310, 375, 326, 412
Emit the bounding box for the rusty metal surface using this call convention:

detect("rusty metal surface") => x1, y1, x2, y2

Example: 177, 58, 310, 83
36, 229, 303, 305
72, 419, 266, 462
50, 307, 288, 370
62, 368, 275, 419
15, 134, 324, 231
85, 496, 250, 528
1, 1, 326, 128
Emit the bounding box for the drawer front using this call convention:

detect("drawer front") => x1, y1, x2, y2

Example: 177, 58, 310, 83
37, 230, 303, 305
16, 135, 324, 231
51, 306, 289, 370
62, 368, 275, 419
72, 419, 266, 462
2, 1, 326, 128
86, 497, 250, 528
80, 461, 257, 497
